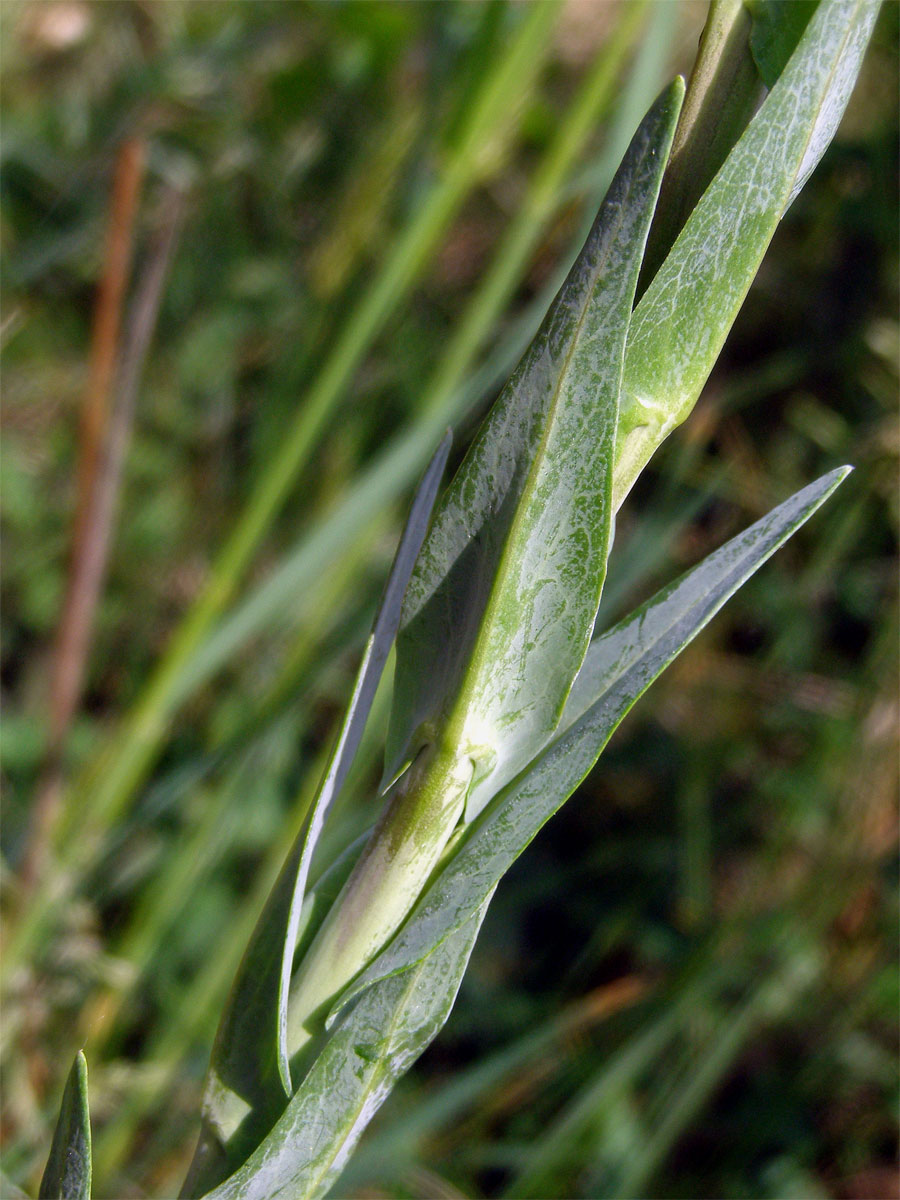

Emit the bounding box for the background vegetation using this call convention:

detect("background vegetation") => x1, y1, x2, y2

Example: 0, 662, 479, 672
1, 2, 897, 1197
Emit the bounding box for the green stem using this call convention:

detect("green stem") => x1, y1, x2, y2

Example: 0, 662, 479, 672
285, 743, 473, 1060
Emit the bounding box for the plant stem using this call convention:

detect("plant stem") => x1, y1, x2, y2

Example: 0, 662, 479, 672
21, 137, 146, 892
286, 743, 473, 1061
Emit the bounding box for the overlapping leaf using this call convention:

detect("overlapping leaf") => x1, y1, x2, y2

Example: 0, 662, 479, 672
331, 469, 849, 1011
178, 5, 876, 1197
385, 81, 684, 824
613, 0, 878, 508
181, 438, 450, 1198
270, 79, 688, 1096
201, 897, 491, 1200
748, 0, 819, 86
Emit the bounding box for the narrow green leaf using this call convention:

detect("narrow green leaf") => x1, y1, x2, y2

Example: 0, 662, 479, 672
332, 468, 850, 1011
7, 4, 561, 991
280, 79, 683, 1057
39, 1051, 91, 1200
276, 78, 687, 1069
181, 439, 450, 1197
200, 898, 491, 1200
614, 0, 878, 508
386, 80, 684, 825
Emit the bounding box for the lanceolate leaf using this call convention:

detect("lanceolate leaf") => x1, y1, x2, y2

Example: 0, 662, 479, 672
181, 437, 450, 1198
39, 1052, 91, 1200
613, 0, 878, 508
201, 898, 492, 1200
184, 4, 871, 1193
331, 468, 849, 1010
385, 81, 684, 824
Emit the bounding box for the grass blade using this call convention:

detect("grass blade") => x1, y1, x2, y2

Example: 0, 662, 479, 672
168, 0, 664, 718
40, 0, 559, 905
608, 961, 816, 1199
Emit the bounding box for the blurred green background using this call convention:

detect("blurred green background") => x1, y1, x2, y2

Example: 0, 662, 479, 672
1, 2, 897, 1197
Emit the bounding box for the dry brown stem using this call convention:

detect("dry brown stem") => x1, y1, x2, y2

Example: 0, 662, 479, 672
20, 154, 189, 894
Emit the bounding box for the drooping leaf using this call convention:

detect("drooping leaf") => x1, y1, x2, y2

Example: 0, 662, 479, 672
200, 897, 492, 1200
331, 468, 850, 1009
39, 1052, 91, 1200
181, 436, 451, 1198
613, 0, 878, 508
386, 80, 684, 825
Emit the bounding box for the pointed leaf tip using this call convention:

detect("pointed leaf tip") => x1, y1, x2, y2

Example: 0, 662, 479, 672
39, 1051, 91, 1200
615, 0, 878, 508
